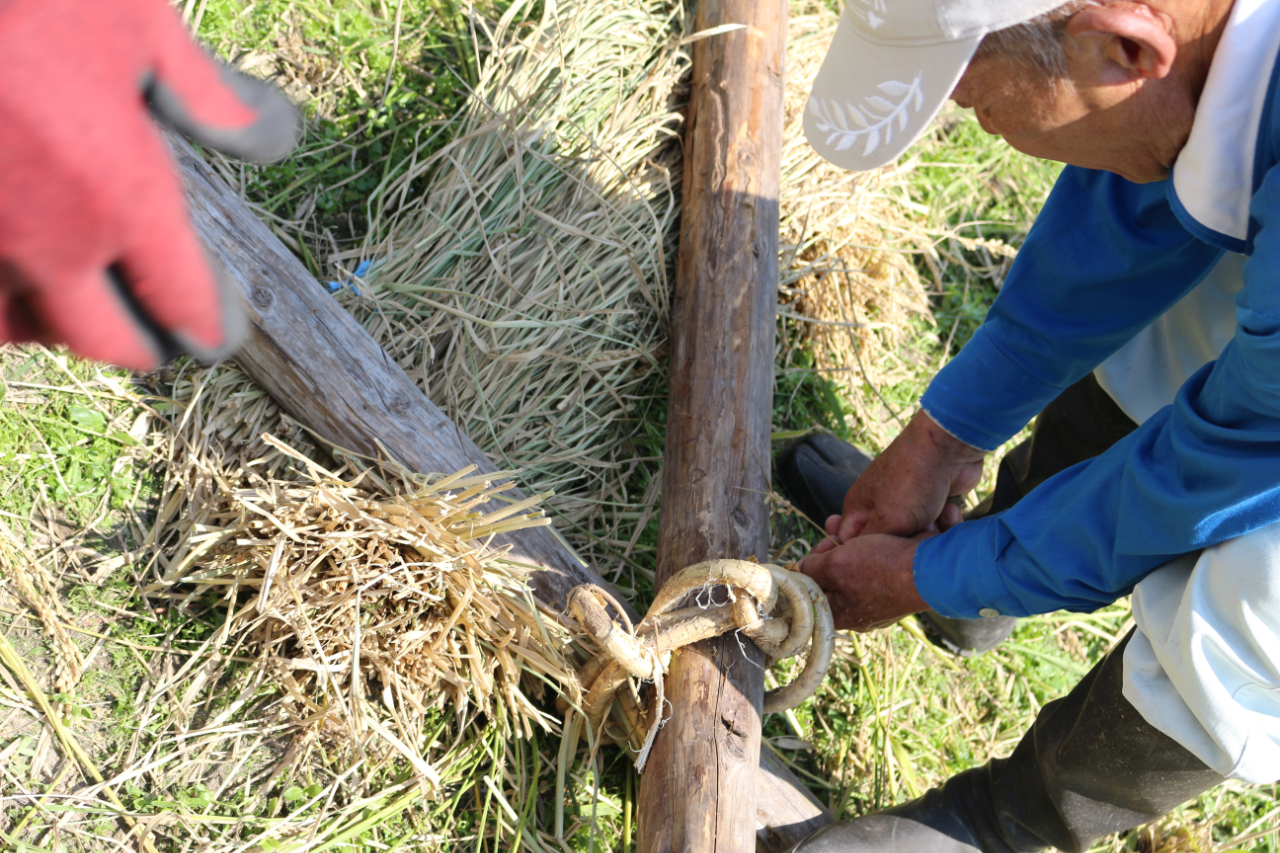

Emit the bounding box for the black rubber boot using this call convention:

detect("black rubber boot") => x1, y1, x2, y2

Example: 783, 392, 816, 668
792, 631, 1225, 853
776, 433, 1015, 654
914, 609, 1018, 656
776, 433, 873, 532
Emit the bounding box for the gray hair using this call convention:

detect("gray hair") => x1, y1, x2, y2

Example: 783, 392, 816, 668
975, 1, 1102, 79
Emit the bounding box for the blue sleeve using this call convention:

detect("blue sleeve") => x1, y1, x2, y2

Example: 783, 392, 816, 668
921, 166, 1223, 451
916, 164, 1280, 618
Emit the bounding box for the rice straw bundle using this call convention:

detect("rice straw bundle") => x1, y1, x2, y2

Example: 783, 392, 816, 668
149, 431, 579, 764
333, 0, 687, 570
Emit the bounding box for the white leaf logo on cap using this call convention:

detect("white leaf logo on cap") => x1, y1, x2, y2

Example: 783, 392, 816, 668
809, 73, 924, 156
853, 0, 887, 29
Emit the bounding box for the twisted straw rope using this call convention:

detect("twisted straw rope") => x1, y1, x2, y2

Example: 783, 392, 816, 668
565, 559, 834, 770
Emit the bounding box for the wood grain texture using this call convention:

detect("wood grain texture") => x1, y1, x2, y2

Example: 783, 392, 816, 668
637, 0, 797, 851
170, 131, 829, 849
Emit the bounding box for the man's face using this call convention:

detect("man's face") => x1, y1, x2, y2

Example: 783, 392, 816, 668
949, 41, 1196, 184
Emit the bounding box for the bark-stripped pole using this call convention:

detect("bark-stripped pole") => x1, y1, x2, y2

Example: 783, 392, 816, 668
170, 133, 830, 849
637, 0, 787, 850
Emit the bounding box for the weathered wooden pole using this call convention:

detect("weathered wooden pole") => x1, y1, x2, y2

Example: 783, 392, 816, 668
637, 0, 788, 850
170, 134, 830, 850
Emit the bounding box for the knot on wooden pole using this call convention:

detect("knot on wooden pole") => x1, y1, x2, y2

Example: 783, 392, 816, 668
564, 559, 834, 771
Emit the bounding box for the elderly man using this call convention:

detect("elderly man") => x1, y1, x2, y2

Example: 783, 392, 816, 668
782, 0, 1280, 850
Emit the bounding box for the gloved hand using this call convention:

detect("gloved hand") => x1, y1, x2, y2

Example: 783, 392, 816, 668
0, 0, 299, 370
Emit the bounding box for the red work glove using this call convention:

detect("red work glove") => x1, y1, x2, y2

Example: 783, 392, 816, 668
0, 0, 299, 370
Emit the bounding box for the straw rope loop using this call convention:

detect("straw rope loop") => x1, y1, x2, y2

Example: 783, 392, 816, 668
565, 559, 834, 770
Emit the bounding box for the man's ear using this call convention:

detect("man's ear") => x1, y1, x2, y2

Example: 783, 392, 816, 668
1066, 3, 1177, 80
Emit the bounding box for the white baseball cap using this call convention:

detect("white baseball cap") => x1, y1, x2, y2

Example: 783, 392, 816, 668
805, 0, 1067, 172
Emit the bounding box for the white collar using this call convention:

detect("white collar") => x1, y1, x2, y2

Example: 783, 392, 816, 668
1170, 0, 1280, 245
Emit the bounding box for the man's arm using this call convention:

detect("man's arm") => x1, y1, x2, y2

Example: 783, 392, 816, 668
807, 166, 1226, 627
836, 166, 1222, 542
921, 166, 1223, 451
914, 164, 1280, 618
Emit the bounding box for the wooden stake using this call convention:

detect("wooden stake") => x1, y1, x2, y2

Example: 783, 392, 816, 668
637, 1, 790, 851
171, 131, 830, 850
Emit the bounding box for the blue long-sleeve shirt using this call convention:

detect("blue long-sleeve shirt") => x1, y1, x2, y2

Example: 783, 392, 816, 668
911, 30, 1280, 619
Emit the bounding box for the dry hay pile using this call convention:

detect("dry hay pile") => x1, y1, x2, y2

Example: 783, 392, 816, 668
0, 520, 85, 697
9, 365, 594, 850
333, 0, 686, 577
147, 428, 577, 765
776, 2, 935, 450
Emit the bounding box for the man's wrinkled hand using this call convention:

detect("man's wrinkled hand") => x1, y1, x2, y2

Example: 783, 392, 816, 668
828, 409, 986, 542
800, 531, 932, 632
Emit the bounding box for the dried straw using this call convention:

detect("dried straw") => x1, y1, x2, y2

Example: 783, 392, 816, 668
330, 0, 687, 574
147, 430, 579, 763
0, 360, 592, 849
0, 521, 84, 696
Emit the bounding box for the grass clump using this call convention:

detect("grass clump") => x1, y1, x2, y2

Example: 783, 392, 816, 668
342, 0, 688, 592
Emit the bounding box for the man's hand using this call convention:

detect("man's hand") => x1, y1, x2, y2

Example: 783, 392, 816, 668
0, 0, 298, 370
800, 532, 931, 631
829, 409, 987, 542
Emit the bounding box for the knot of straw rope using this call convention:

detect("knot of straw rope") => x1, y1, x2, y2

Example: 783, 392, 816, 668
565, 559, 834, 771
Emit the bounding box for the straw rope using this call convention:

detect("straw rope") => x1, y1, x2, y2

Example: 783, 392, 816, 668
565, 559, 834, 770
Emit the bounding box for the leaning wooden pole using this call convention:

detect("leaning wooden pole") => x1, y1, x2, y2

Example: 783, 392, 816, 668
637, 2, 787, 851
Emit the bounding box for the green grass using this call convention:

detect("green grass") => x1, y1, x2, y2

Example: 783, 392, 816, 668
1, 3, 1276, 852
0, 352, 154, 530
190, 0, 487, 267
